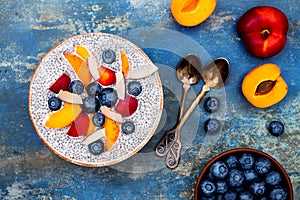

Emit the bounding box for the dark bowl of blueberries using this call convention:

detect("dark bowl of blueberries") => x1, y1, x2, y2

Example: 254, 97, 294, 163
194, 148, 293, 200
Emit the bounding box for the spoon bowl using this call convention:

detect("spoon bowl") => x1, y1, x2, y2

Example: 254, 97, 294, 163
176, 54, 202, 85
202, 57, 230, 89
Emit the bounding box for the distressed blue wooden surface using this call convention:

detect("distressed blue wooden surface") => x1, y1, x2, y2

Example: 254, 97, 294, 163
0, 0, 299, 199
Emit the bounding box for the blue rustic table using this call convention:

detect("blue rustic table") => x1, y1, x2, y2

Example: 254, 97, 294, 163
0, 0, 299, 199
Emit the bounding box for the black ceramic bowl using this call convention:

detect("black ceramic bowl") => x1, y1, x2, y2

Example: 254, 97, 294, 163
194, 148, 293, 200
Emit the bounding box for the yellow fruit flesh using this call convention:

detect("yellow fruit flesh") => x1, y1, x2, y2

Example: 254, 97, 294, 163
45, 103, 81, 129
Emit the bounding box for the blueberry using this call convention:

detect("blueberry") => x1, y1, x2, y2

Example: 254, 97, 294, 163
228, 169, 245, 187
204, 118, 221, 134
223, 190, 237, 200
238, 191, 253, 200
204, 97, 220, 113
210, 161, 228, 179
48, 96, 62, 111
121, 121, 135, 135
87, 82, 102, 97
239, 153, 255, 170
102, 49, 116, 64
225, 155, 238, 168
265, 171, 282, 186
267, 121, 284, 136
243, 169, 258, 182
88, 140, 104, 155
128, 81, 142, 96
69, 80, 84, 94
83, 96, 100, 113
97, 87, 118, 107
254, 157, 272, 174
216, 181, 228, 194
268, 186, 287, 200
199, 180, 216, 196
92, 112, 105, 127
250, 181, 266, 196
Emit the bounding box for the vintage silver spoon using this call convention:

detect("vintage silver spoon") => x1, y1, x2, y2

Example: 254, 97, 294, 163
155, 54, 202, 157
166, 58, 230, 168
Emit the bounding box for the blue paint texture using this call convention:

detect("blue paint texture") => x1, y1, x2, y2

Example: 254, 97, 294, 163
0, 0, 299, 199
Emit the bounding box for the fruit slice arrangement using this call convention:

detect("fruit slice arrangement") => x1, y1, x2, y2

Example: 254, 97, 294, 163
44, 45, 158, 156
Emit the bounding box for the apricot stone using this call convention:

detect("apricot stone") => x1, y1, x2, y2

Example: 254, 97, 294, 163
170, 0, 216, 27
242, 64, 288, 108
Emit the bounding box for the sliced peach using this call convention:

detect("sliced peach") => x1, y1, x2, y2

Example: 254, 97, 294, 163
103, 117, 120, 151
45, 103, 81, 128
120, 50, 130, 77
242, 63, 288, 108
170, 0, 216, 27
63, 52, 92, 87
76, 46, 90, 60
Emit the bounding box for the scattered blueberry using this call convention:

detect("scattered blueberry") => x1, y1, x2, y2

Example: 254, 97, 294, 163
265, 171, 282, 186
250, 181, 266, 196
48, 96, 62, 111
225, 155, 238, 168
102, 49, 116, 64
243, 169, 258, 182
210, 161, 228, 179
199, 180, 216, 196
204, 118, 221, 134
269, 186, 287, 200
88, 139, 104, 155
228, 169, 245, 187
69, 80, 84, 94
216, 181, 228, 194
204, 97, 220, 113
83, 96, 100, 113
239, 153, 255, 170
121, 121, 135, 135
97, 87, 118, 107
238, 191, 253, 200
267, 121, 284, 136
223, 190, 237, 200
128, 81, 142, 96
92, 112, 105, 127
87, 82, 102, 97
254, 157, 271, 174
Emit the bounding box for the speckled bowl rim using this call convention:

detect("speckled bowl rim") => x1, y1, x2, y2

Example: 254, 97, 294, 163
28, 32, 163, 167
194, 148, 293, 200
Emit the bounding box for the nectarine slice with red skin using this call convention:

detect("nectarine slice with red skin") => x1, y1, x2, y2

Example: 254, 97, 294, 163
97, 66, 116, 86
170, 0, 216, 27
49, 73, 71, 94
242, 64, 288, 108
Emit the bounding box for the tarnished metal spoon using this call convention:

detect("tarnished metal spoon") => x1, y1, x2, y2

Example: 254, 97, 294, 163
155, 54, 202, 157
166, 58, 230, 168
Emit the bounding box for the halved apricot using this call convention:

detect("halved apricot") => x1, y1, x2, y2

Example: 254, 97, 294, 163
170, 0, 216, 27
242, 63, 288, 108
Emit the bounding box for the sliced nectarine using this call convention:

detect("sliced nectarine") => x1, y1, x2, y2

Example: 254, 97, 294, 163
45, 103, 81, 128
103, 117, 120, 151
242, 63, 288, 108
86, 114, 97, 136
63, 52, 92, 87
120, 50, 130, 76
170, 0, 216, 27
